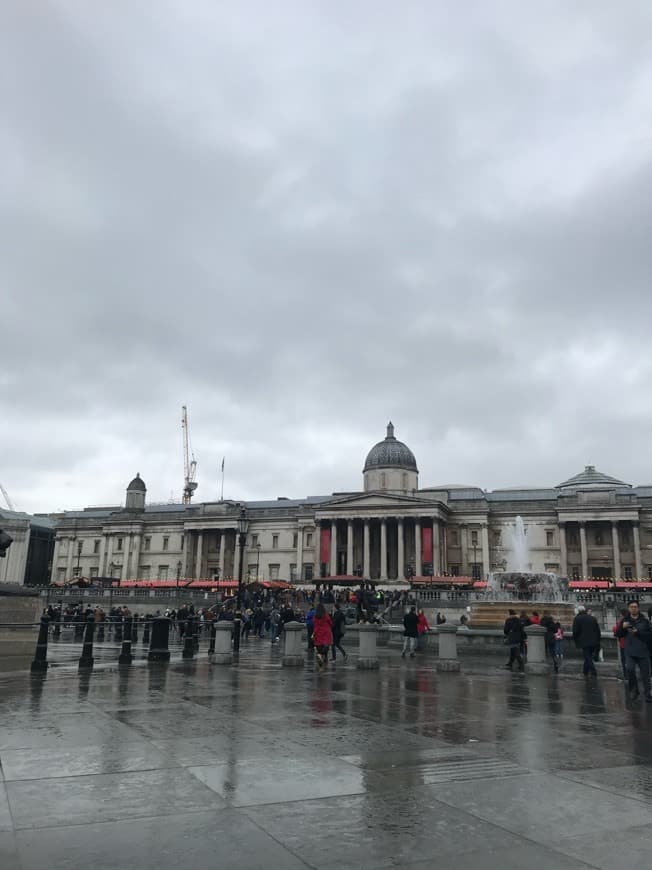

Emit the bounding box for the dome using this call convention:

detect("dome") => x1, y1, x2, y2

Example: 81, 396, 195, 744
556, 465, 629, 490
363, 422, 418, 472
127, 473, 147, 492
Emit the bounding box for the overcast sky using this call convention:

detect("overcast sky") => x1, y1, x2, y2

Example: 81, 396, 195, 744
3, 2, 652, 514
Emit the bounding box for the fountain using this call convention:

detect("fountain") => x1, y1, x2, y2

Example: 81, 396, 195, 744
472, 516, 571, 628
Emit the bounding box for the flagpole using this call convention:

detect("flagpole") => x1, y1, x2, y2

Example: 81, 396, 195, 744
220, 458, 225, 501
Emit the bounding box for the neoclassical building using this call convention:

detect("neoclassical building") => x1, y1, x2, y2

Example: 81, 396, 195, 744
50, 424, 652, 584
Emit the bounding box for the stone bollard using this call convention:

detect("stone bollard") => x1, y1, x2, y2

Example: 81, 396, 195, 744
193, 617, 200, 652
436, 624, 461, 672
30, 615, 50, 673
147, 617, 171, 663
211, 622, 234, 665
78, 615, 96, 670
232, 617, 242, 653
118, 616, 133, 666
282, 621, 305, 667
182, 617, 195, 659
142, 620, 151, 646
525, 624, 550, 674
208, 622, 216, 655
357, 623, 380, 669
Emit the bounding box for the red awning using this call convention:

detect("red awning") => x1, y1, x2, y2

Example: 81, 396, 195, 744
569, 581, 611, 590
614, 582, 652, 591
411, 576, 474, 586
473, 581, 488, 589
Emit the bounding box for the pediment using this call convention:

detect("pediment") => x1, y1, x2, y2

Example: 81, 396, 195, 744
318, 491, 440, 510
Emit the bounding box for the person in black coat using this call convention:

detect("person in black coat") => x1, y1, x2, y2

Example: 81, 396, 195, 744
571, 607, 601, 676
402, 606, 419, 658
616, 600, 652, 701
331, 603, 348, 662
503, 609, 525, 670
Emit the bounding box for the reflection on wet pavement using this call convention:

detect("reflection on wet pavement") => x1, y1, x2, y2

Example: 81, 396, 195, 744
1, 646, 652, 868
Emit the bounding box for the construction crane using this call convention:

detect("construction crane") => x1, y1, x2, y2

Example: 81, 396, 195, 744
0, 484, 16, 512
181, 405, 198, 504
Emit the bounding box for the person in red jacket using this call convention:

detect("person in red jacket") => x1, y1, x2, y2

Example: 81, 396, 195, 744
312, 603, 333, 669
416, 609, 430, 651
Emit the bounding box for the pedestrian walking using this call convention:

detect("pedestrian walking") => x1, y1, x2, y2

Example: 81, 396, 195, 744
416, 609, 431, 651
402, 606, 419, 658
331, 602, 348, 662
503, 609, 525, 671
612, 608, 629, 679
312, 603, 333, 669
616, 600, 652, 702
571, 606, 601, 677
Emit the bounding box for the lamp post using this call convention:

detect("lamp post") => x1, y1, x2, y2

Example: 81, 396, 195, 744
176, 559, 182, 607
472, 542, 478, 580
237, 508, 248, 609
255, 543, 261, 581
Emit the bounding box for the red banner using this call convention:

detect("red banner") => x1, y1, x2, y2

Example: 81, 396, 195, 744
422, 525, 433, 563
320, 527, 331, 565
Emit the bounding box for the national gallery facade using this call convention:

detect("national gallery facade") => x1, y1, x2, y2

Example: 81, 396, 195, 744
51, 424, 652, 584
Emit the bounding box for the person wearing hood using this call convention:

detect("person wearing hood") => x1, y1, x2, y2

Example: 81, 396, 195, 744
571, 606, 601, 677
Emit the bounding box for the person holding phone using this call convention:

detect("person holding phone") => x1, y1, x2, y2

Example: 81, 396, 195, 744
616, 600, 652, 701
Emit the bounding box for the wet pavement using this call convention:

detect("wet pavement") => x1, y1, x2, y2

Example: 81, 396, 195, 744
1, 643, 652, 869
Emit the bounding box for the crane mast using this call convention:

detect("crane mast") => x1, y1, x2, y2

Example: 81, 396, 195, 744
181, 405, 198, 504
0, 484, 15, 512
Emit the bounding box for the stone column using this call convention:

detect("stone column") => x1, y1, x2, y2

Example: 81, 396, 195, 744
121, 535, 131, 581
397, 518, 404, 580
330, 520, 337, 575
195, 531, 204, 580
436, 624, 460, 672
217, 531, 225, 579
346, 521, 353, 575
132, 534, 141, 580
380, 519, 388, 580
633, 522, 643, 580
363, 520, 370, 578
105, 536, 114, 578
415, 519, 422, 576
579, 522, 588, 578
611, 521, 621, 581
559, 523, 568, 577
98, 535, 107, 577
233, 533, 241, 583
296, 525, 304, 582
442, 524, 448, 574
282, 621, 305, 667
357, 623, 379, 669
211, 622, 234, 665
524, 624, 549, 674
432, 520, 441, 576
481, 523, 490, 581
66, 537, 75, 580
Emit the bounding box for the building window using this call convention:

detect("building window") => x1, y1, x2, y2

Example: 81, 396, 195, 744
402, 472, 408, 490
57, 567, 66, 582
90, 567, 98, 578
293, 532, 298, 548
251, 534, 259, 547
290, 563, 297, 581
568, 530, 579, 547
162, 536, 169, 551
158, 565, 169, 580
546, 531, 554, 547
571, 566, 580, 579
306, 533, 313, 547
93, 540, 100, 554
449, 531, 459, 547
144, 537, 151, 550
303, 563, 314, 581
116, 538, 123, 551
544, 563, 560, 573
380, 472, 387, 489
140, 566, 150, 580
180, 536, 184, 551
595, 530, 603, 546
272, 535, 279, 549
471, 530, 478, 546
247, 564, 257, 579
624, 565, 633, 580
450, 564, 460, 576
493, 530, 501, 546
471, 563, 482, 580
72, 566, 81, 578
269, 564, 280, 580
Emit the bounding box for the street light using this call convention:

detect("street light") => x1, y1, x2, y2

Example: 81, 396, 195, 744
237, 508, 248, 608
176, 559, 182, 604
472, 542, 478, 580
255, 543, 261, 581
76, 540, 83, 578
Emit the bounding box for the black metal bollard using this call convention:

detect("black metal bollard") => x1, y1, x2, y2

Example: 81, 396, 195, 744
114, 618, 123, 643
208, 622, 216, 654
118, 616, 133, 665
148, 617, 171, 662
132, 620, 139, 644
97, 622, 105, 643
233, 617, 241, 653
182, 617, 195, 659
31, 615, 50, 673
52, 612, 62, 640
78, 615, 95, 670
193, 616, 200, 652
73, 618, 85, 642
143, 619, 151, 646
